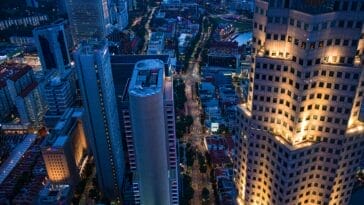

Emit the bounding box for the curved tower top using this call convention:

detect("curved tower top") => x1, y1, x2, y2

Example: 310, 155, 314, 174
128, 59, 165, 97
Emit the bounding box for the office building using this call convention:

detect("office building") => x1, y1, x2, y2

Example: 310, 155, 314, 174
234, 1, 364, 205
42, 108, 88, 185
43, 70, 76, 128
33, 22, 71, 74
120, 59, 178, 205
65, 0, 111, 44
37, 183, 72, 205
147, 32, 166, 55
74, 41, 125, 200
109, 55, 175, 204
42, 135, 79, 185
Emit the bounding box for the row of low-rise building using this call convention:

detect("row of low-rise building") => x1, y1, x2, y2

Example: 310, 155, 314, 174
0, 134, 47, 204
0, 15, 48, 31
148, 11, 200, 62
199, 66, 239, 132
204, 135, 237, 204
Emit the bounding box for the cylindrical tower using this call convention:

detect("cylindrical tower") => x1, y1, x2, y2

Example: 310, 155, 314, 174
128, 59, 171, 205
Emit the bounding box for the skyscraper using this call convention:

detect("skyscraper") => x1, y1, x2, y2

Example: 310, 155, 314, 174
74, 41, 125, 200
234, 1, 364, 205
33, 22, 71, 74
122, 59, 178, 205
65, 0, 111, 44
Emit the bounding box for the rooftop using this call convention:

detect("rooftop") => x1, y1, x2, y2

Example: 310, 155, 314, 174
205, 135, 227, 151
150, 32, 165, 42
0, 134, 36, 184
209, 150, 231, 165
52, 135, 68, 148
45, 70, 73, 88
110, 55, 170, 65
128, 59, 164, 96
19, 82, 38, 97
33, 21, 64, 33
78, 40, 107, 55
110, 55, 171, 101
0, 63, 32, 84
38, 183, 71, 203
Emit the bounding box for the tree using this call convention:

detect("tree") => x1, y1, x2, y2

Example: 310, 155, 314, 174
198, 152, 207, 173
185, 115, 193, 127
186, 146, 195, 167
180, 174, 194, 204
89, 188, 98, 199
202, 187, 210, 201
173, 78, 187, 111
199, 164, 207, 173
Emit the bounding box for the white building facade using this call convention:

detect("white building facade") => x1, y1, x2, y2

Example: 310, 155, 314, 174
234, 1, 364, 205
122, 59, 179, 205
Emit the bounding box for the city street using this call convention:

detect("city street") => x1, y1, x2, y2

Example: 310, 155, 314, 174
181, 16, 214, 205
142, 6, 157, 54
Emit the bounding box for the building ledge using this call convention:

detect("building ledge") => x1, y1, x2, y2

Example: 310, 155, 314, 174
273, 134, 315, 150
237, 103, 251, 118
346, 121, 364, 136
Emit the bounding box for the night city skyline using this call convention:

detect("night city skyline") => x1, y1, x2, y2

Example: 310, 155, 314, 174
0, 0, 363, 205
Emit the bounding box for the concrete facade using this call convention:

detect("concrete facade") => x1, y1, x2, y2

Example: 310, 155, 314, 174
234, 1, 364, 205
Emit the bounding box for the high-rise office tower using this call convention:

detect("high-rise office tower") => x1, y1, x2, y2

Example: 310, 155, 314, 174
33, 22, 71, 74
122, 59, 178, 205
74, 41, 125, 200
235, 1, 364, 205
65, 0, 111, 44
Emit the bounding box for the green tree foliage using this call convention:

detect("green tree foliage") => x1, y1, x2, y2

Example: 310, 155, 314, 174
186, 144, 195, 167
202, 187, 210, 201
180, 174, 194, 205
173, 78, 187, 111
